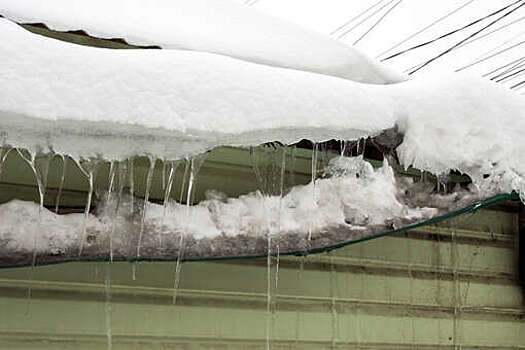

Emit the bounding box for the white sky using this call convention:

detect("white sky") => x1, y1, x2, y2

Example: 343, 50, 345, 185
239, 0, 525, 90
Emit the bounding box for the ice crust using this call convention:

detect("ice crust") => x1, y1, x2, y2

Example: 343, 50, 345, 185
1, 18, 524, 201
0, 0, 403, 84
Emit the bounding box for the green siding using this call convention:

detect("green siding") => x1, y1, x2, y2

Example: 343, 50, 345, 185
0, 205, 523, 349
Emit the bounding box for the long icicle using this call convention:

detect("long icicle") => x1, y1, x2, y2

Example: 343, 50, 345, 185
136, 157, 156, 261
77, 159, 96, 257
17, 149, 50, 308
104, 160, 117, 350
54, 154, 67, 214
161, 161, 178, 246
111, 161, 128, 263
307, 142, 319, 243
128, 157, 135, 214
173, 156, 204, 304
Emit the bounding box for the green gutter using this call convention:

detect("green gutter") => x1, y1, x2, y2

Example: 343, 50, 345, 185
0, 192, 518, 270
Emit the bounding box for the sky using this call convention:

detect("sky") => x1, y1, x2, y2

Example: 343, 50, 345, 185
238, 0, 525, 91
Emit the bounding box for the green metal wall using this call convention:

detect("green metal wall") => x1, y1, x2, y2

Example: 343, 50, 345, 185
0, 204, 523, 349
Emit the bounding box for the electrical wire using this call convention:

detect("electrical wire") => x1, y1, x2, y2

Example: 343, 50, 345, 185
510, 79, 525, 89
353, 0, 403, 45
337, 0, 397, 39
495, 67, 525, 83
490, 61, 525, 81
376, 0, 476, 59
330, 0, 387, 36
482, 55, 525, 77
382, 0, 524, 61
455, 39, 525, 72
410, 1, 525, 75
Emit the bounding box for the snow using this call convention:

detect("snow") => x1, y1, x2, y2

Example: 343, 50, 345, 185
1, 18, 524, 202
0, 156, 490, 264
0, 0, 404, 84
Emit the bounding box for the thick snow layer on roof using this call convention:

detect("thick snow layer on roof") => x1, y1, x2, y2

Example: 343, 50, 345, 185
1, 19, 524, 200
0, 0, 404, 84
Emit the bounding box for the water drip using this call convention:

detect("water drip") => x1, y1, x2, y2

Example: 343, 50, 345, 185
104, 262, 113, 350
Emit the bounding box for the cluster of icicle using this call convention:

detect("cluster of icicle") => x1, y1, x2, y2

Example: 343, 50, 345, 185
0, 143, 498, 269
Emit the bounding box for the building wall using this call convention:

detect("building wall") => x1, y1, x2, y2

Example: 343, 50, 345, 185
0, 204, 522, 349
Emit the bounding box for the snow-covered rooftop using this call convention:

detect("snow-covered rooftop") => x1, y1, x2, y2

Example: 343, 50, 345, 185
0, 0, 404, 84
1, 18, 524, 200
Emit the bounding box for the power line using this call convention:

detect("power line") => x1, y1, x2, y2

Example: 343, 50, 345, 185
455, 14, 525, 50
482, 55, 525, 77
461, 28, 525, 69
337, 0, 397, 39
376, 0, 476, 59
382, 0, 524, 62
494, 67, 525, 83
409, 1, 525, 75
490, 59, 525, 80
455, 39, 525, 72
330, 0, 387, 36
405, 21, 525, 74
353, 0, 403, 45
510, 79, 525, 89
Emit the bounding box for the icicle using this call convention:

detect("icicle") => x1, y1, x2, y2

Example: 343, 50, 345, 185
110, 161, 128, 263
289, 146, 297, 188
361, 138, 367, 156
105, 161, 117, 262
136, 156, 156, 261
16, 149, 51, 307
161, 161, 178, 245
104, 262, 113, 350
128, 157, 135, 214
77, 159, 96, 257
275, 147, 286, 293
173, 156, 205, 304
250, 146, 264, 193
161, 161, 168, 192
16, 150, 49, 264
54, 154, 67, 213
307, 142, 319, 243
311, 142, 318, 198
179, 159, 190, 204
